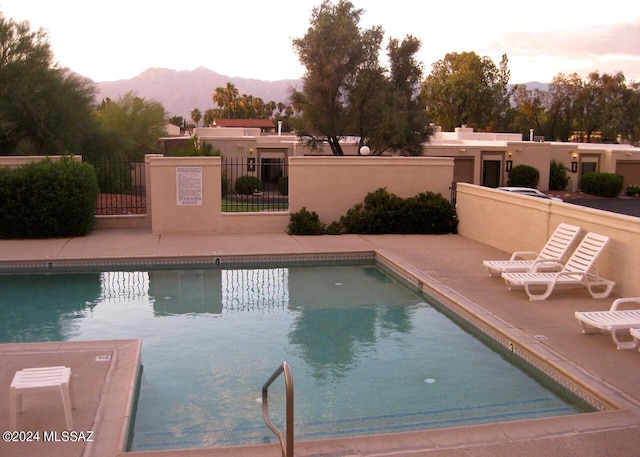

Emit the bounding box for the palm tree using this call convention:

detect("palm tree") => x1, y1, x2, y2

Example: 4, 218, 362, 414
212, 87, 226, 118
223, 82, 239, 118
190, 108, 202, 127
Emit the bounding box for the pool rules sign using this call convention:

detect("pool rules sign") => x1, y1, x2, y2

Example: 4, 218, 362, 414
176, 167, 203, 206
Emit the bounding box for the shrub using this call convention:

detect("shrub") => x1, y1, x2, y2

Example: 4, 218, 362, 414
579, 172, 624, 197
0, 157, 99, 239
339, 188, 458, 235
234, 175, 263, 194
398, 192, 459, 234
287, 207, 325, 235
549, 160, 570, 191
325, 220, 343, 235
507, 164, 540, 188
625, 184, 640, 197
361, 188, 405, 233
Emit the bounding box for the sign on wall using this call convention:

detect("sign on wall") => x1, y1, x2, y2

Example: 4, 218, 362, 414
176, 167, 202, 206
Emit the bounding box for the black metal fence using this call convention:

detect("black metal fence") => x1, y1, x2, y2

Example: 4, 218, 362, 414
86, 158, 147, 215
221, 157, 288, 212
450, 181, 457, 206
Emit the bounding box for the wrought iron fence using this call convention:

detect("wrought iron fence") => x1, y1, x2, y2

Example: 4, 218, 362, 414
86, 157, 289, 215
450, 181, 457, 206
86, 158, 147, 215
221, 157, 288, 212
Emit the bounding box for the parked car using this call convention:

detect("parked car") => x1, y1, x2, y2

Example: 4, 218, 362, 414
497, 187, 563, 202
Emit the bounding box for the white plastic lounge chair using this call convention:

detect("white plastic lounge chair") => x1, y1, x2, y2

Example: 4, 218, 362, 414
483, 223, 581, 277
501, 232, 614, 301
575, 298, 640, 350
630, 328, 640, 352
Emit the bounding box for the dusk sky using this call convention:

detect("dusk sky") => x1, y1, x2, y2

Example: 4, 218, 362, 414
3, 0, 639, 84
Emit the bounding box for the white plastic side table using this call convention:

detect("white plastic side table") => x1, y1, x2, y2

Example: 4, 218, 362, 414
9, 366, 75, 430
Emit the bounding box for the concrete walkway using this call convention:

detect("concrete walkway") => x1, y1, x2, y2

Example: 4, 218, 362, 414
1, 229, 639, 457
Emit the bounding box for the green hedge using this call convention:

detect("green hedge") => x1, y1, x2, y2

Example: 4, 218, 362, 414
507, 164, 540, 188
0, 157, 99, 238
287, 207, 325, 235
625, 184, 640, 197
288, 188, 458, 235
579, 172, 624, 197
234, 175, 263, 195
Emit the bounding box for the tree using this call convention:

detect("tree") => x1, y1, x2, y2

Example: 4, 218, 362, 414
292, 1, 430, 155
0, 13, 96, 155
212, 82, 239, 119
510, 84, 548, 138
582, 71, 630, 143
508, 72, 640, 144
94, 92, 166, 160
292, 0, 383, 155
384, 35, 432, 155
190, 108, 202, 127
421, 52, 511, 132
168, 115, 184, 127
545, 73, 582, 141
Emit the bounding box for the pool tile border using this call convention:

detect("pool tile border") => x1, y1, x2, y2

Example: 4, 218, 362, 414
0, 251, 375, 272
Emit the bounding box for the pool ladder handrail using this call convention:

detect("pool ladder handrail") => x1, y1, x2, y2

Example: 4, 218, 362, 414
262, 361, 294, 457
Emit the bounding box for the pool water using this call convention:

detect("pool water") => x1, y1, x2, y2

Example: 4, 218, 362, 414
0, 264, 589, 450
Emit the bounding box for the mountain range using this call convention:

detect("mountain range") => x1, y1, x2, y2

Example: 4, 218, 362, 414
95, 66, 549, 120
95, 67, 303, 119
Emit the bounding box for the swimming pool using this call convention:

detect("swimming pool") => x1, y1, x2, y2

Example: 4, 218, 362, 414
0, 261, 592, 450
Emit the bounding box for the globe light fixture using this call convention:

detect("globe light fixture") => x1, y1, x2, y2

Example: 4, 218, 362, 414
360, 145, 371, 156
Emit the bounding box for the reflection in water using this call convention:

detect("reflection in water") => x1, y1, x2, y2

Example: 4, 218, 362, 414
289, 307, 377, 380
150, 270, 223, 315
100, 271, 149, 302
149, 268, 289, 316
287, 266, 416, 380
221, 268, 288, 313
0, 273, 101, 342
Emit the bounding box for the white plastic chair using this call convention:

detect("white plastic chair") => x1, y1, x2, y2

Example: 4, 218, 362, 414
630, 327, 640, 352
574, 298, 640, 350
483, 223, 581, 277
501, 232, 614, 301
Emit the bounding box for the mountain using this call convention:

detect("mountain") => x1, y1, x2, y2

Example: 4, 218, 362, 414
95, 67, 303, 119
94, 67, 550, 120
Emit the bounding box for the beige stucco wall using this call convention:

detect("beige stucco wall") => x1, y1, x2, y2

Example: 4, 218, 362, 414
148, 156, 221, 233
288, 156, 454, 225
456, 182, 640, 297
146, 156, 454, 233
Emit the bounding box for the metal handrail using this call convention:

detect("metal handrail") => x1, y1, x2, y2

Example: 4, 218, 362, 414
262, 361, 294, 457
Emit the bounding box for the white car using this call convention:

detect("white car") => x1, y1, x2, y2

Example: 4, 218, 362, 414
497, 187, 563, 202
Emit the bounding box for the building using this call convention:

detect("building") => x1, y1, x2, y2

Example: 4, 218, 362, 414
422, 127, 640, 191
158, 124, 640, 192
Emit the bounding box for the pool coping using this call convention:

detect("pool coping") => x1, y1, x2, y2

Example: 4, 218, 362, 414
2, 235, 640, 457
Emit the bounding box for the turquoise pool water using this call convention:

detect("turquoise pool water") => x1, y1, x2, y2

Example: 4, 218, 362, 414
0, 264, 590, 450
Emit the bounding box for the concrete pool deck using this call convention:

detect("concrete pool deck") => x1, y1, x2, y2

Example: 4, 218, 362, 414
1, 229, 639, 456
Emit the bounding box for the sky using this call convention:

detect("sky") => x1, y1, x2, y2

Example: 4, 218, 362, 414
2, 0, 640, 84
